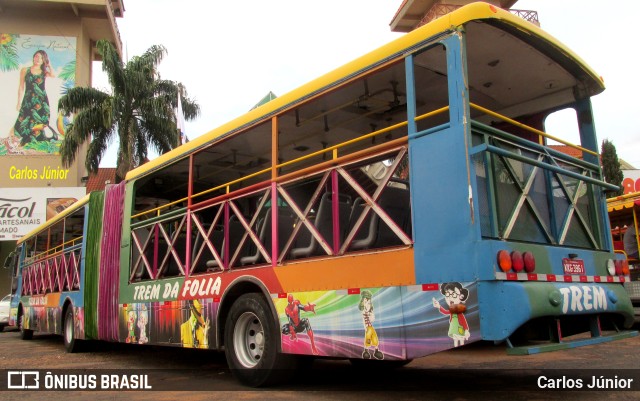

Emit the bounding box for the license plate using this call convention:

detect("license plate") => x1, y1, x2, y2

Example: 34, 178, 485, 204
563, 258, 585, 275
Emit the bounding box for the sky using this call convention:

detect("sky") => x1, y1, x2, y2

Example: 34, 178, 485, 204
94, 0, 640, 168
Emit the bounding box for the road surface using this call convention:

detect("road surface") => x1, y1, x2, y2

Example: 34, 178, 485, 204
0, 327, 638, 400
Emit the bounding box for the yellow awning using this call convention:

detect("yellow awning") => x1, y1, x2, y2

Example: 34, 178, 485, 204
607, 192, 640, 213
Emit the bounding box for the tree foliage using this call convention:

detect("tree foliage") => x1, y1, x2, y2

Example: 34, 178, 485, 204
601, 139, 624, 198
58, 39, 199, 182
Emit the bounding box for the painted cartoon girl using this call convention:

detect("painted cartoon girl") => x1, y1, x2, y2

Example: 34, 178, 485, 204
432, 282, 470, 347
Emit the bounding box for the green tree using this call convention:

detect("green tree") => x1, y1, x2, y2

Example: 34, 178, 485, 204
0, 33, 20, 72
601, 139, 624, 198
58, 39, 199, 182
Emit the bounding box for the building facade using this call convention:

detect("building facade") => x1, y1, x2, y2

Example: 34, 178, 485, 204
390, 1, 537, 32
0, 0, 123, 295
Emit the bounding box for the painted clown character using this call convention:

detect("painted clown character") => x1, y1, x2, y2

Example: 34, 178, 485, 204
432, 282, 470, 347
137, 305, 149, 344
180, 299, 210, 348
281, 294, 319, 355
359, 290, 384, 360
126, 304, 137, 343
74, 308, 83, 339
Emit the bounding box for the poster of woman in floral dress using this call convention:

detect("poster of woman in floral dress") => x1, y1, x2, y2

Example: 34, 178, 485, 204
0, 33, 76, 155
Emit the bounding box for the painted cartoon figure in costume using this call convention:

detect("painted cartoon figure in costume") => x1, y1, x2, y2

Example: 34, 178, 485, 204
125, 304, 137, 343
433, 282, 470, 347
359, 290, 384, 360
138, 305, 149, 344
180, 300, 209, 348
281, 294, 319, 355
74, 308, 83, 339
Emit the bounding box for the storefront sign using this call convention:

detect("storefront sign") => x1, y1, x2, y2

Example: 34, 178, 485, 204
0, 187, 85, 240
622, 170, 640, 195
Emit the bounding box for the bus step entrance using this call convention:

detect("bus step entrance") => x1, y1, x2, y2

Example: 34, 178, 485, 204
505, 316, 639, 355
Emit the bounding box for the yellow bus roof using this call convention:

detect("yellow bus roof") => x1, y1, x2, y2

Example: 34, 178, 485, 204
16, 194, 90, 245
125, 2, 604, 182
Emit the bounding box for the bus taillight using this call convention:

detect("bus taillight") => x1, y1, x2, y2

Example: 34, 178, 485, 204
622, 260, 630, 275
498, 250, 512, 272
523, 252, 536, 273
498, 250, 535, 273
616, 259, 629, 275
608, 259, 629, 276
511, 251, 524, 272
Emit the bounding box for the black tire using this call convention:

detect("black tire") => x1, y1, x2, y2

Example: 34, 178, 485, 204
0, 324, 5, 332
63, 306, 80, 353
224, 293, 297, 387
18, 309, 33, 340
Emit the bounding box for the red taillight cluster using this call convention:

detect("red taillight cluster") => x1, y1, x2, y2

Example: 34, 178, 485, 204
607, 259, 630, 276
497, 250, 535, 273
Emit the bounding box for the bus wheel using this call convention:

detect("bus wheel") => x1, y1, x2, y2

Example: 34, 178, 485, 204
224, 293, 295, 387
63, 306, 80, 353
18, 309, 33, 340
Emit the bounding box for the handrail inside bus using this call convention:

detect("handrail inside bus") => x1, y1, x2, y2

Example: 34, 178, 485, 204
17, 194, 90, 245
414, 105, 449, 122
24, 236, 83, 264
470, 120, 600, 172
614, 249, 629, 258
469, 102, 598, 157
132, 108, 441, 220
480, 143, 618, 191
132, 102, 593, 220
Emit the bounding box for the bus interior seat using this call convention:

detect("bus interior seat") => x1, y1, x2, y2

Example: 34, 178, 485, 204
290, 192, 351, 259
240, 207, 296, 265
192, 225, 224, 273
348, 197, 378, 250
348, 187, 411, 251
205, 215, 245, 269
375, 187, 411, 247
240, 216, 266, 266
162, 231, 187, 277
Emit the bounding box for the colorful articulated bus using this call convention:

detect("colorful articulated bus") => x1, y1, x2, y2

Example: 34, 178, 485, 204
3, 2, 636, 387
607, 192, 640, 322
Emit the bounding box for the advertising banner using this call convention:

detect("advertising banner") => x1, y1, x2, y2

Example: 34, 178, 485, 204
623, 170, 640, 195
0, 187, 86, 241
0, 33, 76, 156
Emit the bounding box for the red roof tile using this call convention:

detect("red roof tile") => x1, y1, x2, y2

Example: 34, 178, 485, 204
549, 145, 583, 159
85, 168, 117, 194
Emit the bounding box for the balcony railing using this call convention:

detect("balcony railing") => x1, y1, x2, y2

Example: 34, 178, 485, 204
418, 4, 539, 27
509, 9, 540, 26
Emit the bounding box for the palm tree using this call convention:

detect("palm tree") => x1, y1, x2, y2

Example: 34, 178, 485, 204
58, 39, 200, 182
0, 33, 21, 72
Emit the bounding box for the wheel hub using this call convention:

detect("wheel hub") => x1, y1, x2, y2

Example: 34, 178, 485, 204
233, 312, 265, 368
